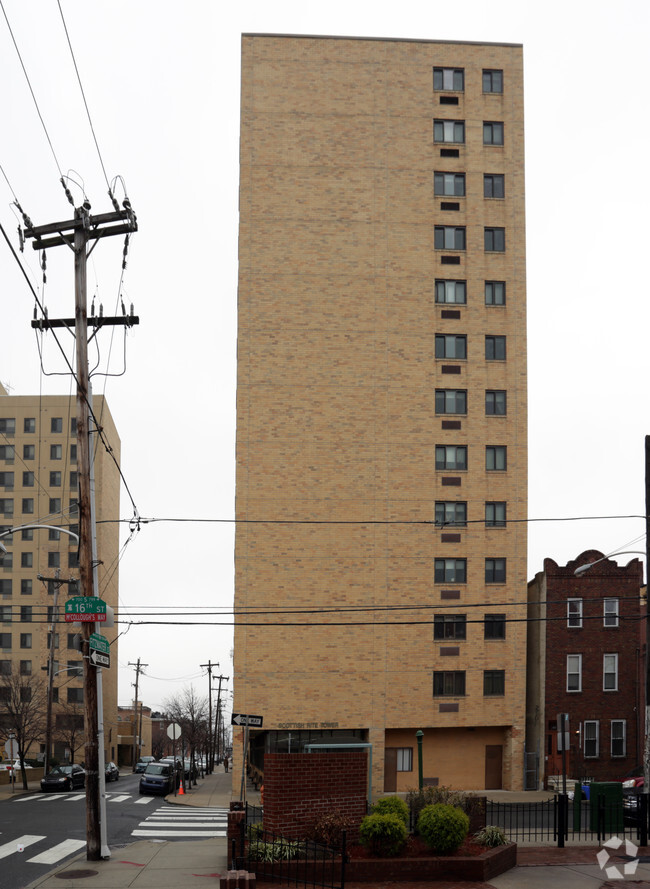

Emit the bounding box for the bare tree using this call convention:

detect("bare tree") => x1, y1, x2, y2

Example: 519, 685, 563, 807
0, 673, 47, 789
163, 686, 208, 784
54, 699, 85, 765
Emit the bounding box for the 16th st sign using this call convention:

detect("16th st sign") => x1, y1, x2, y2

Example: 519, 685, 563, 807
65, 596, 107, 622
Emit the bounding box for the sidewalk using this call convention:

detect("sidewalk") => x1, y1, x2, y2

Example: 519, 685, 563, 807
13, 773, 650, 888
24, 767, 241, 889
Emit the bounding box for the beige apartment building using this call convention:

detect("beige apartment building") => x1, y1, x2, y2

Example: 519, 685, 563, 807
0, 383, 120, 765
234, 35, 527, 793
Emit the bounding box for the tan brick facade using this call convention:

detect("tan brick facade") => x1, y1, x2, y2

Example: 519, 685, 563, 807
235, 35, 527, 794
0, 388, 121, 764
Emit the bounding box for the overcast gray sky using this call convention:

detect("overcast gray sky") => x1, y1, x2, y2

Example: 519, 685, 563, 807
1, 0, 649, 712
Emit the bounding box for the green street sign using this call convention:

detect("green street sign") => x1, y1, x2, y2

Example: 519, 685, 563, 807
64, 596, 107, 623
89, 633, 110, 655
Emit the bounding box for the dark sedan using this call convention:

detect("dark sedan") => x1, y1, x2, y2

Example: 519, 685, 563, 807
139, 762, 175, 796
135, 756, 156, 774
41, 764, 86, 792
105, 761, 119, 782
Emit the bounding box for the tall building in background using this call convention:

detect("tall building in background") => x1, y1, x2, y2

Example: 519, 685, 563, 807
234, 35, 527, 792
0, 382, 120, 764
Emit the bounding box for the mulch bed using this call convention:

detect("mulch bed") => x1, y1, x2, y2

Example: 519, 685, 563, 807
347, 835, 486, 859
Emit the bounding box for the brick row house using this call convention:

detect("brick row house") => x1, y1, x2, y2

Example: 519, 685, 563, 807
527, 552, 644, 785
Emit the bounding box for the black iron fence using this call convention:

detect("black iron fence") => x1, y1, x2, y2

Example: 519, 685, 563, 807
233, 821, 346, 889
486, 793, 649, 847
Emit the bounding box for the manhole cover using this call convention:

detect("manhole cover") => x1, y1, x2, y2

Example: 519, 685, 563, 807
55, 869, 99, 879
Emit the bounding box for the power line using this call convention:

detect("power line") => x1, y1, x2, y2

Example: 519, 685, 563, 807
55, 0, 111, 193
0, 0, 63, 178
96, 513, 650, 527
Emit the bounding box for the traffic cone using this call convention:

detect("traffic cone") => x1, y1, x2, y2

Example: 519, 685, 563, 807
178, 781, 185, 795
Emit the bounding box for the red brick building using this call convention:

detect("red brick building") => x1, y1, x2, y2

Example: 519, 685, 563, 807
527, 551, 644, 786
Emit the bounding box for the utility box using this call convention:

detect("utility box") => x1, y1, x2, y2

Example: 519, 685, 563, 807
589, 782, 623, 834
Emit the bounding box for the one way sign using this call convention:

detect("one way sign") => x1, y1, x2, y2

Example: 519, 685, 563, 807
231, 713, 263, 728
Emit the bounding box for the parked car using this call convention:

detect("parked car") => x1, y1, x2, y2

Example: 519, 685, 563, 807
139, 762, 175, 796
105, 761, 119, 782
621, 766, 644, 790
0, 760, 34, 772
135, 756, 156, 774
41, 764, 86, 792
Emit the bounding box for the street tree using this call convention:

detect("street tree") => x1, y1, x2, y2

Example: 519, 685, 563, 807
163, 686, 208, 783
54, 699, 85, 765
0, 673, 47, 789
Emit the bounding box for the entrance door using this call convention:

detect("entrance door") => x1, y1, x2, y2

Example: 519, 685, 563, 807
384, 747, 398, 792
485, 745, 503, 789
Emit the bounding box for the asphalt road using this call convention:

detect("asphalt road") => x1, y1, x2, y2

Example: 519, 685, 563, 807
0, 772, 227, 889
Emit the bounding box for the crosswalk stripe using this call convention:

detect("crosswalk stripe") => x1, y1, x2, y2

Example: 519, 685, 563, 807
132, 829, 224, 837
134, 796, 155, 805
0, 835, 45, 860
66, 794, 86, 801
107, 795, 130, 803
27, 839, 87, 864
141, 821, 223, 828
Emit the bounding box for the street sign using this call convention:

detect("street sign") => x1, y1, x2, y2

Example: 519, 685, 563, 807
65, 596, 107, 623
231, 713, 263, 728
4, 737, 17, 759
167, 722, 182, 741
89, 633, 110, 667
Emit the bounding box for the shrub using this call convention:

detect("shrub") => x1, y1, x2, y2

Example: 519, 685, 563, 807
417, 803, 469, 854
406, 785, 466, 826
248, 839, 305, 861
359, 813, 407, 857
474, 825, 508, 847
372, 796, 409, 826
309, 811, 355, 848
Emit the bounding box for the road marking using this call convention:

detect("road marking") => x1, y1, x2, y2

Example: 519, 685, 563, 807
0, 835, 45, 859
27, 839, 87, 864
134, 797, 155, 805
141, 821, 224, 828
14, 794, 48, 802
132, 830, 224, 837
107, 795, 131, 803
66, 794, 86, 801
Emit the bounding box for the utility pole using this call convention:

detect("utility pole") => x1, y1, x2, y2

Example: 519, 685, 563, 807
38, 570, 77, 776
128, 658, 147, 771
213, 674, 229, 767
200, 661, 219, 773
24, 198, 138, 861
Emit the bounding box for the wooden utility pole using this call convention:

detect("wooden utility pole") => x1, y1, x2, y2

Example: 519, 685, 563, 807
213, 674, 229, 765
24, 200, 137, 861
200, 661, 219, 773
128, 658, 147, 770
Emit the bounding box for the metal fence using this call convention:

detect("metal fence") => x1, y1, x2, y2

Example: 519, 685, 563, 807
487, 794, 649, 847
233, 821, 346, 889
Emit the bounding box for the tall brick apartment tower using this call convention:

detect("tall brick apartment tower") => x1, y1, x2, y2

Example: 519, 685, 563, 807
0, 383, 121, 765
235, 34, 527, 793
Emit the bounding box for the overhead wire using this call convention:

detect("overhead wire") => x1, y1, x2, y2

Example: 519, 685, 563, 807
0, 0, 64, 178
55, 0, 111, 192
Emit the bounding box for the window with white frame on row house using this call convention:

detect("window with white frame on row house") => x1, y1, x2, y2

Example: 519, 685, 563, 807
435, 280, 507, 305
567, 598, 620, 627
566, 653, 619, 692
583, 719, 627, 758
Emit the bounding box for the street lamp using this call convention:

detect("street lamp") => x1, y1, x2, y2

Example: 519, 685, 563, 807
574, 551, 646, 577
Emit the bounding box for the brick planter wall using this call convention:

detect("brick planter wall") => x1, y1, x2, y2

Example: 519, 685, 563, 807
345, 842, 516, 882
263, 752, 367, 839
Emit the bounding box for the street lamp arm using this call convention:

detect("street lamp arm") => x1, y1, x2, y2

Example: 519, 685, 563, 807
0, 524, 79, 558
574, 551, 646, 577
0, 523, 79, 543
